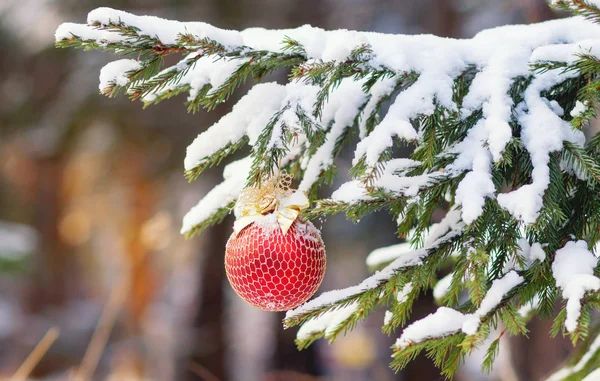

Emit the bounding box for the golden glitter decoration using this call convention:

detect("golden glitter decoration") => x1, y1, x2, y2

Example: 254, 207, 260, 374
233, 172, 309, 236
237, 173, 293, 216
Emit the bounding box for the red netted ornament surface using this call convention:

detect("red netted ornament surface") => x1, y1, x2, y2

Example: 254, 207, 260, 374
225, 215, 326, 311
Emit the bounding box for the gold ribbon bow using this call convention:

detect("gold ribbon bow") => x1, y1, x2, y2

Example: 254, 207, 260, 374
233, 175, 309, 236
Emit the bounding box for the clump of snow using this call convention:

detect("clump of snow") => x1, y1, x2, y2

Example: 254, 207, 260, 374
358, 76, 398, 138
366, 242, 412, 268
299, 78, 368, 191
424, 208, 463, 246
570, 100, 587, 118
185, 83, 282, 171
331, 158, 446, 204
531, 39, 600, 65
397, 282, 414, 303
518, 295, 540, 318
140, 55, 248, 105
287, 226, 464, 320
497, 69, 585, 224
582, 368, 600, 381
462, 271, 524, 335
330, 180, 371, 203
396, 271, 523, 349
433, 273, 453, 301
296, 302, 358, 340
87, 7, 242, 47
506, 238, 546, 273
552, 240, 600, 333
452, 122, 496, 224
181, 157, 250, 234
98, 59, 141, 91
530, 242, 546, 262
184, 82, 319, 171
54, 22, 126, 44
384, 310, 394, 326
396, 307, 468, 349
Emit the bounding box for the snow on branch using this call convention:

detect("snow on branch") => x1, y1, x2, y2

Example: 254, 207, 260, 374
284, 221, 465, 338
552, 240, 600, 333
395, 270, 524, 348
181, 157, 250, 236
55, 8, 600, 230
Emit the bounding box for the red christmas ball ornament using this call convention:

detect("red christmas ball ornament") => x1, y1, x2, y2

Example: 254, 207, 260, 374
225, 216, 326, 311
224, 174, 326, 311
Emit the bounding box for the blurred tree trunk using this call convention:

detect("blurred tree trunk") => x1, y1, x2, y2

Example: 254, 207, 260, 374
122, 148, 160, 377
510, 316, 571, 381
431, 0, 459, 37
524, 0, 556, 23
271, 316, 319, 378
27, 154, 74, 311
184, 219, 229, 381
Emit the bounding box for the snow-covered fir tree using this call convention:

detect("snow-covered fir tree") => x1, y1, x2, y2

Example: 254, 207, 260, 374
55, 0, 600, 379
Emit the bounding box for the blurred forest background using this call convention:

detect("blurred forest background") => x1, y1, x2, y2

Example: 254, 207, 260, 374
0, 0, 580, 380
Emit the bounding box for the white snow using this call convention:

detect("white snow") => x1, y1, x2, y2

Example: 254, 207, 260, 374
396, 271, 522, 348
87, 7, 242, 47
397, 282, 414, 303
424, 208, 464, 246
180, 157, 250, 234
570, 100, 587, 118
384, 310, 393, 326
54, 21, 126, 44
296, 302, 358, 340
366, 242, 412, 268
331, 158, 445, 204
330, 180, 372, 203
452, 121, 496, 224
531, 39, 600, 65
365, 209, 463, 268
462, 270, 524, 335
287, 226, 463, 320
184, 82, 318, 171
54, 10, 600, 229
552, 240, 600, 333
582, 368, 600, 381
140, 54, 249, 105
395, 307, 468, 349
497, 69, 585, 224
98, 59, 141, 91
433, 273, 453, 301
518, 295, 541, 318
358, 76, 398, 138
530, 242, 546, 262
506, 238, 546, 273
299, 78, 368, 191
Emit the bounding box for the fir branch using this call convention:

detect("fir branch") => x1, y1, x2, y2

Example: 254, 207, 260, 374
284, 227, 465, 331
184, 136, 249, 182
182, 203, 233, 239
562, 141, 600, 185
551, 0, 600, 23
